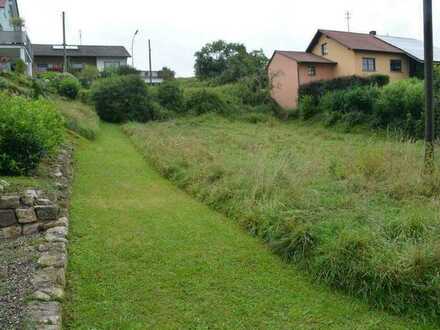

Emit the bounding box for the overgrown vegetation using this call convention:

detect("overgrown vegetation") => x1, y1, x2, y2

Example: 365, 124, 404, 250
123, 116, 440, 321
90, 74, 154, 123
0, 93, 64, 175
55, 98, 100, 140
38, 72, 81, 99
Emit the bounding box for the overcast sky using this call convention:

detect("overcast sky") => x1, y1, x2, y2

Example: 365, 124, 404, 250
19, 0, 439, 77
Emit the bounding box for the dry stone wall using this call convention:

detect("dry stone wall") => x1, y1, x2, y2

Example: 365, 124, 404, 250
0, 145, 74, 330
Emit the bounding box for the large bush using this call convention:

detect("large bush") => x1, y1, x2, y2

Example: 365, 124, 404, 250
90, 75, 154, 123
57, 76, 81, 99
185, 89, 230, 115
0, 93, 64, 175
157, 81, 185, 112
374, 79, 424, 136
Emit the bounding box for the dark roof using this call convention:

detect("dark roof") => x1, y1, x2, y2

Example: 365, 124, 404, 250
306, 29, 404, 54
32, 44, 131, 58
276, 51, 337, 64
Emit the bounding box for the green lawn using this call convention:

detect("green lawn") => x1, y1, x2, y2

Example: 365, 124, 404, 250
64, 124, 434, 329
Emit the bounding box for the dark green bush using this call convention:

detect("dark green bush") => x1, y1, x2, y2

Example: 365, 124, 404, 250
90, 75, 154, 123
57, 76, 81, 99
185, 89, 230, 115
13, 59, 27, 75
0, 93, 64, 175
368, 74, 390, 87
374, 79, 424, 136
298, 95, 318, 120
151, 102, 175, 121
299, 75, 390, 100
157, 81, 185, 112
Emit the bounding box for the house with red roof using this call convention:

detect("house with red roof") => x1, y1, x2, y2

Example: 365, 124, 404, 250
268, 29, 433, 109
0, 0, 33, 75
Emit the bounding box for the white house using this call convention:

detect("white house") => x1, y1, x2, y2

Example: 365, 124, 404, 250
0, 0, 33, 76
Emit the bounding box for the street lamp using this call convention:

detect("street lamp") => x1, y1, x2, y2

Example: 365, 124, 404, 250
131, 30, 139, 67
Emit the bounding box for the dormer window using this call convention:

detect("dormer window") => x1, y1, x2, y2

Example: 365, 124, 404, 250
321, 43, 328, 56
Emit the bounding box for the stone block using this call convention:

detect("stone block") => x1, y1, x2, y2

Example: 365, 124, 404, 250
0, 225, 21, 239
23, 223, 41, 235
22, 189, 39, 206
27, 301, 61, 327
0, 209, 17, 228
16, 208, 37, 224
35, 205, 59, 221
0, 195, 20, 209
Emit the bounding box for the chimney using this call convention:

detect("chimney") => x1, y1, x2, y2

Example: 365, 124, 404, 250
369, 31, 377, 36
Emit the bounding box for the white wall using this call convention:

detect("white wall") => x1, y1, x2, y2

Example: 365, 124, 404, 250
96, 57, 128, 71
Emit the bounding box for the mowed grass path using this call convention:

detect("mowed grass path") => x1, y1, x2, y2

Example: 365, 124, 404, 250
64, 124, 433, 329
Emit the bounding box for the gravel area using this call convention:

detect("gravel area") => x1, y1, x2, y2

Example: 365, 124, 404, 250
0, 234, 42, 330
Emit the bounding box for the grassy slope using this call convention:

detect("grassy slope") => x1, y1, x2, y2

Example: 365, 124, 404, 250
122, 115, 440, 320
54, 98, 100, 140
65, 124, 432, 329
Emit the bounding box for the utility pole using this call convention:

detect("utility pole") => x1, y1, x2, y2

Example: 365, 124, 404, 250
345, 11, 351, 32
148, 39, 153, 85
62, 11, 67, 72
79, 29, 82, 45
424, 0, 435, 172
131, 30, 139, 67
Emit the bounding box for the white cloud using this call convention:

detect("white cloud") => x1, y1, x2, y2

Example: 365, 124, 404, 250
19, 0, 438, 77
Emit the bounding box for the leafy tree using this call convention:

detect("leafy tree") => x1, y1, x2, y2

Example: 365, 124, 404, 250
159, 67, 176, 81
194, 40, 268, 84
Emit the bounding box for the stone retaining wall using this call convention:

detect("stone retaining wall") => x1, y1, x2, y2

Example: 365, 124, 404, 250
0, 145, 74, 330
0, 192, 60, 239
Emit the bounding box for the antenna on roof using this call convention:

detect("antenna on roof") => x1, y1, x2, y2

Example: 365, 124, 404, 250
345, 11, 351, 32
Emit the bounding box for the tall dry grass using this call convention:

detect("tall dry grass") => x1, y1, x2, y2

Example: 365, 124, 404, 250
123, 115, 440, 320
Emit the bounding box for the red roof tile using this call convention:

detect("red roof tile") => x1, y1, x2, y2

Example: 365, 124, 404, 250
307, 30, 403, 54
0, 0, 6, 8
276, 51, 337, 64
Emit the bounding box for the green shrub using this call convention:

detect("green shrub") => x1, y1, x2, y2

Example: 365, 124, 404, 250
38, 72, 81, 99
299, 75, 389, 100
0, 93, 64, 175
368, 74, 390, 87
13, 59, 26, 75
298, 95, 318, 120
31, 78, 49, 98
57, 76, 81, 99
374, 79, 424, 137
185, 89, 230, 115
151, 102, 175, 121
157, 81, 185, 112
76, 65, 100, 88
90, 75, 153, 123
78, 89, 92, 104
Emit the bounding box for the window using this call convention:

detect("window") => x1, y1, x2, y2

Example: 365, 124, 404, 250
321, 43, 328, 56
390, 59, 402, 72
71, 63, 85, 70
37, 64, 48, 72
308, 65, 316, 76
104, 61, 121, 69
362, 58, 376, 72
